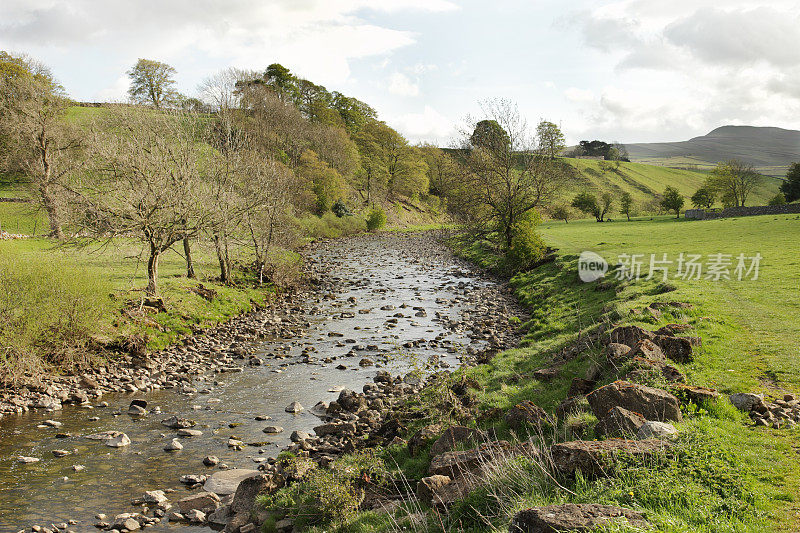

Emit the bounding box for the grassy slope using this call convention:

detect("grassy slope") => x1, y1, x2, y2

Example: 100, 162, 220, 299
457, 213, 800, 531
559, 158, 781, 210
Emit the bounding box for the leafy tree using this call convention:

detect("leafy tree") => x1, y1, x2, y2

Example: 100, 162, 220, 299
708, 159, 759, 207
620, 191, 633, 221
691, 186, 716, 209
780, 162, 800, 202
550, 204, 570, 223
418, 144, 459, 197
470, 120, 510, 152
298, 149, 346, 215
264, 63, 298, 102
571, 192, 599, 220
536, 120, 566, 159
661, 186, 685, 218
599, 192, 614, 221
0, 51, 79, 239
578, 140, 611, 157
768, 193, 787, 206
330, 92, 376, 133
127, 58, 178, 109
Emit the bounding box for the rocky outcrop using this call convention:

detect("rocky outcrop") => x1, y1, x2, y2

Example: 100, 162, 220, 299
587, 381, 682, 422
509, 503, 649, 532
504, 401, 551, 431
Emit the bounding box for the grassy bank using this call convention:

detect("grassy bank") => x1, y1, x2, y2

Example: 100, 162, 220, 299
258, 213, 800, 532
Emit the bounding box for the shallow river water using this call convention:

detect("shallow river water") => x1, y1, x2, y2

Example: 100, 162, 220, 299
0, 233, 516, 532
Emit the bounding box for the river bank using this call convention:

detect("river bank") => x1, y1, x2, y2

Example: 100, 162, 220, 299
0, 231, 525, 532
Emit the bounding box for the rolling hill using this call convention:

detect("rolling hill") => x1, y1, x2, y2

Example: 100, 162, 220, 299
625, 125, 800, 177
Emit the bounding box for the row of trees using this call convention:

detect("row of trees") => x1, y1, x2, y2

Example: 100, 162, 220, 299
0, 53, 445, 293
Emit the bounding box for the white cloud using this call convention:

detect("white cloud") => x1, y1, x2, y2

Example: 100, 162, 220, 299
565, 87, 595, 103
387, 72, 419, 97
0, 0, 446, 91
388, 105, 454, 143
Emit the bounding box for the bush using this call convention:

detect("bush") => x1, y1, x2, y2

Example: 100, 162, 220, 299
294, 211, 366, 239
365, 207, 387, 232
0, 253, 111, 380
331, 198, 352, 218
768, 193, 787, 206
503, 210, 546, 273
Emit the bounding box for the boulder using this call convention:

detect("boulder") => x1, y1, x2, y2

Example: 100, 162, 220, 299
337, 390, 367, 412
105, 432, 131, 448
587, 381, 682, 422
653, 335, 694, 363
533, 367, 560, 382
408, 424, 442, 456
284, 401, 303, 413
509, 503, 648, 532
164, 438, 183, 451
504, 401, 551, 431
204, 469, 260, 496
313, 422, 357, 437
606, 343, 632, 361
626, 339, 665, 362
729, 393, 765, 413
551, 439, 671, 476
672, 384, 719, 405
637, 421, 677, 439
290, 430, 311, 442
416, 475, 452, 506
161, 416, 196, 429
231, 473, 284, 515
609, 325, 654, 348
178, 492, 221, 513
262, 426, 283, 434
429, 426, 486, 457
566, 378, 596, 399
595, 406, 645, 438
429, 441, 514, 478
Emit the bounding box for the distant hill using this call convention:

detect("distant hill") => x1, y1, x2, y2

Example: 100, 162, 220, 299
625, 126, 800, 177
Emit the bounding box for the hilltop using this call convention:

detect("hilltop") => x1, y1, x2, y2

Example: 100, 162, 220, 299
625, 125, 800, 177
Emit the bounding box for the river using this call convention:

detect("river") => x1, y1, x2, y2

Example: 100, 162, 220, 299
0, 232, 521, 532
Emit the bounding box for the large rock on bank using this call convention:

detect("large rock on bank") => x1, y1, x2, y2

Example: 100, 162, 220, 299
509, 503, 649, 532
551, 439, 672, 476
587, 381, 682, 422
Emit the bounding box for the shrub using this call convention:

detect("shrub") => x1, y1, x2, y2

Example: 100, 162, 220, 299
0, 253, 111, 380
365, 207, 387, 232
331, 198, 352, 218
503, 210, 546, 273
768, 193, 787, 206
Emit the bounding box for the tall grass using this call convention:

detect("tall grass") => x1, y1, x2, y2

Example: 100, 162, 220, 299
0, 252, 111, 381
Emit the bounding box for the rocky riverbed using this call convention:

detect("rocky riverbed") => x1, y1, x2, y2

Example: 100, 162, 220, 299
0, 232, 525, 532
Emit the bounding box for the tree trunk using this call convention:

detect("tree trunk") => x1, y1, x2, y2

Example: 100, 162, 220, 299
39, 183, 64, 240
146, 245, 160, 296
183, 237, 196, 279
213, 234, 229, 284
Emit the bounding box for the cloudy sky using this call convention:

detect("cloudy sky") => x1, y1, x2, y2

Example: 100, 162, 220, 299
2, 0, 799, 145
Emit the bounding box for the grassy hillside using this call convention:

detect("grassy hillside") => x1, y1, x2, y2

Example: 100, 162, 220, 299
626, 125, 800, 177
559, 157, 781, 212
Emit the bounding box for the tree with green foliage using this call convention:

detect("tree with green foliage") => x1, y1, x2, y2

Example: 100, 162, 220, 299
661, 186, 685, 218
264, 63, 298, 102
708, 159, 759, 207
470, 119, 510, 152
768, 193, 787, 206
127, 58, 178, 109
691, 186, 716, 209
536, 120, 566, 159
550, 204, 570, 223
330, 92, 376, 133
599, 192, 613, 221
298, 149, 346, 215
780, 162, 800, 203
0, 51, 80, 239
620, 191, 633, 221
571, 192, 599, 220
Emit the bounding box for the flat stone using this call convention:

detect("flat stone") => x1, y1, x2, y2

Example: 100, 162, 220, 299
509, 503, 648, 532
17, 456, 40, 464
161, 416, 196, 429
261, 426, 283, 434
729, 393, 765, 412
178, 492, 220, 513
313, 422, 357, 437
204, 469, 260, 496
177, 429, 203, 437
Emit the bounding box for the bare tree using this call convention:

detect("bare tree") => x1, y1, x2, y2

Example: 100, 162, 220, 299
79, 108, 213, 295
0, 52, 83, 239
450, 99, 567, 249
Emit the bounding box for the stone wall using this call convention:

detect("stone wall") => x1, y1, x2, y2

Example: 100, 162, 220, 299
685, 203, 800, 220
